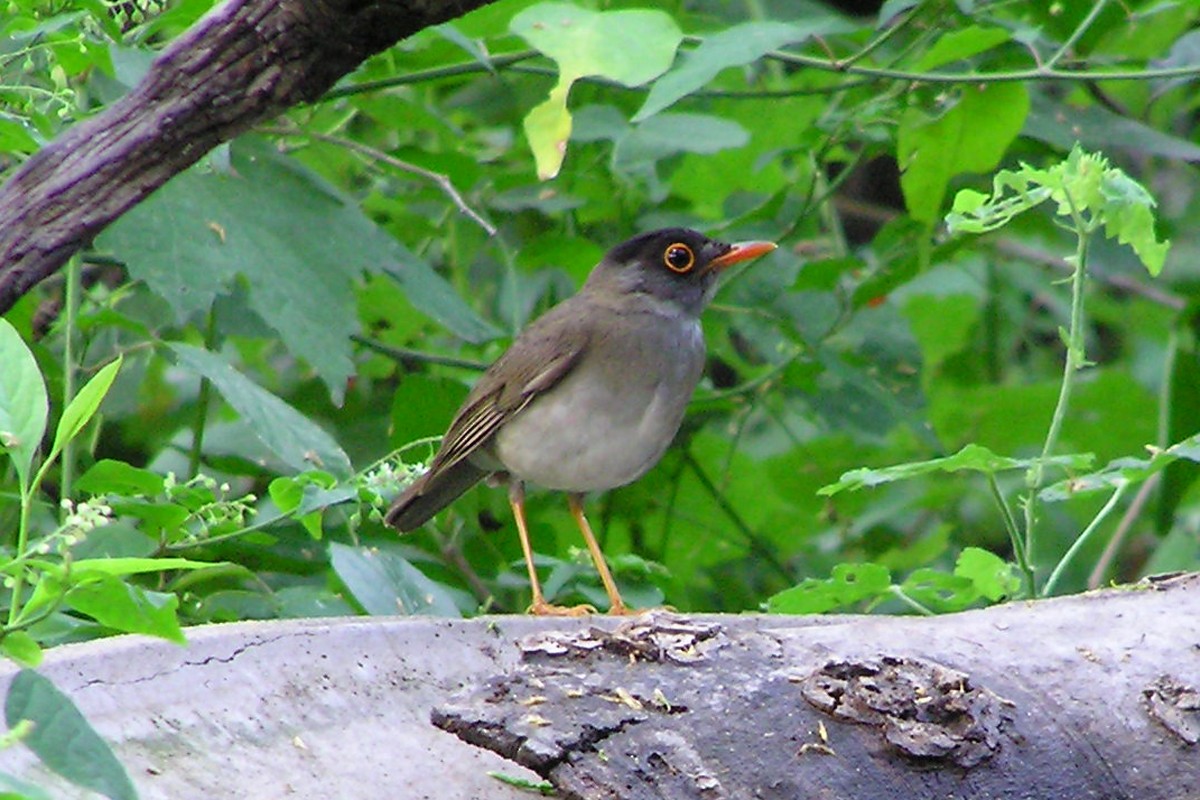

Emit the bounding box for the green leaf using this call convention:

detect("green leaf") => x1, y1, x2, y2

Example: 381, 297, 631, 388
0, 770, 53, 800
898, 82, 1030, 223
1026, 92, 1200, 164
1157, 317, 1200, 532
49, 356, 122, 462
511, 3, 682, 178
75, 460, 165, 496
1098, 168, 1169, 276
766, 563, 891, 614
0, 117, 40, 155
613, 112, 749, 168
96, 138, 496, 402
267, 476, 332, 540
877, 0, 918, 24
388, 375, 467, 449
911, 26, 1010, 71
947, 145, 1169, 274
329, 542, 461, 617
820, 443, 1094, 496
0, 632, 42, 668
0, 319, 48, 489
168, 343, 353, 478
900, 568, 979, 612
1040, 431, 1200, 501
634, 19, 849, 120
954, 547, 1019, 601
4, 670, 137, 800
65, 577, 185, 643
60, 557, 217, 579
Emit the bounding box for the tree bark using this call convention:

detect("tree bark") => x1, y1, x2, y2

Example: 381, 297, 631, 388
0, 0, 495, 314
433, 573, 1200, 800
0, 576, 1195, 798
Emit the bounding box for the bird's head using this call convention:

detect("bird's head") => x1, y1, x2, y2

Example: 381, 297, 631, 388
587, 228, 776, 316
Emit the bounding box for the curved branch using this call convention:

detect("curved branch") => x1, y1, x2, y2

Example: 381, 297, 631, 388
0, 0, 496, 314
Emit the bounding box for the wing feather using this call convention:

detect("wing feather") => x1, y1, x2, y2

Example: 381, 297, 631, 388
425, 301, 592, 478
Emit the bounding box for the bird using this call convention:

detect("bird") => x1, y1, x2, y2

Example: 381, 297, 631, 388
385, 228, 776, 615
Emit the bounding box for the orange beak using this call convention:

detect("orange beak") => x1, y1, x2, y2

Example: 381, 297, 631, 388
707, 240, 777, 272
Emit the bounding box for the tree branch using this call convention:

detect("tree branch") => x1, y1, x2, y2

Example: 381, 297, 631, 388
0, 0, 496, 314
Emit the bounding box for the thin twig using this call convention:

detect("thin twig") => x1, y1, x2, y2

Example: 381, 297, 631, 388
320, 51, 539, 99
352, 334, 489, 371
437, 527, 504, 610
260, 126, 496, 236
768, 48, 1200, 85
1045, 0, 1109, 70
1087, 473, 1158, 589
1042, 481, 1129, 596
681, 450, 793, 584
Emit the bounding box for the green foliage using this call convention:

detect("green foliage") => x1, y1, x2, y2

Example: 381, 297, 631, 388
5, 2, 1200, 782
947, 145, 1169, 275
511, 4, 682, 178
4, 670, 136, 800
0, 0, 1197, 753
767, 547, 1019, 615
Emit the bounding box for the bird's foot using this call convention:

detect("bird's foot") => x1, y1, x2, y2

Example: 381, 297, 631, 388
606, 603, 678, 616
527, 600, 597, 617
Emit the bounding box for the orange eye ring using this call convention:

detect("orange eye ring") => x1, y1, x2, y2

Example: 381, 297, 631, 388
663, 243, 695, 273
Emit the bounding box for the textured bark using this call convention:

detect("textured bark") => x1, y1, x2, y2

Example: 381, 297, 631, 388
0, 578, 1196, 798
434, 574, 1200, 800
0, 0, 494, 313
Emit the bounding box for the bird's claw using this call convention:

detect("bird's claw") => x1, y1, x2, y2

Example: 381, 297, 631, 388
528, 601, 598, 617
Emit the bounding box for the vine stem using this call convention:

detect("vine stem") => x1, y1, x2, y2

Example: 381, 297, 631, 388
188, 307, 218, 478
1022, 191, 1092, 569
262, 127, 495, 236
681, 451, 793, 584
60, 254, 81, 507
989, 473, 1034, 597
767, 50, 1200, 85
1045, 0, 1109, 70
1042, 482, 1128, 597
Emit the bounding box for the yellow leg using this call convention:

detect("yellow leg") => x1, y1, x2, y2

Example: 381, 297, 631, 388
509, 482, 594, 616
568, 494, 630, 615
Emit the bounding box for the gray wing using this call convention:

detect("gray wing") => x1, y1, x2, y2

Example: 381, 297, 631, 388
385, 304, 591, 531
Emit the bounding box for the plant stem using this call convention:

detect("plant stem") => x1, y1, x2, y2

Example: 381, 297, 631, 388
989, 473, 1034, 596
1045, 0, 1109, 70
1042, 482, 1128, 597
320, 51, 538, 98
888, 585, 935, 616
681, 450, 793, 584
767, 49, 1200, 85
60, 254, 81, 507
188, 307, 219, 478
264, 127, 495, 236
351, 335, 488, 371
7, 489, 33, 627
1022, 206, 1091, 569
1087, 474, 1157, 589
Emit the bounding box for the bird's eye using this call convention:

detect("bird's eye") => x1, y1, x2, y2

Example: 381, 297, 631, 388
663, 243, 695, 273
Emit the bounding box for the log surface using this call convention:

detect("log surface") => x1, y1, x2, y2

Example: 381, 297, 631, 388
0, 576, 1195, 798
435, 575, 1200, 800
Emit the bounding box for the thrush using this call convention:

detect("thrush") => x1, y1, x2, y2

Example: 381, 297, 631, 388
386, 228, 776, 615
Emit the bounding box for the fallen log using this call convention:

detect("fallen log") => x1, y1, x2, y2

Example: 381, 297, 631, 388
434, 574, 1200, 800
0, 574, 1195, 798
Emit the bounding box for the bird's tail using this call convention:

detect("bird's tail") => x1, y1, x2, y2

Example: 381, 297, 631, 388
385, 460, 487, 531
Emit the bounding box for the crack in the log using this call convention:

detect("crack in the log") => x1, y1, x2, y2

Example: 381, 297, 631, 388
75, 630, 313, 689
